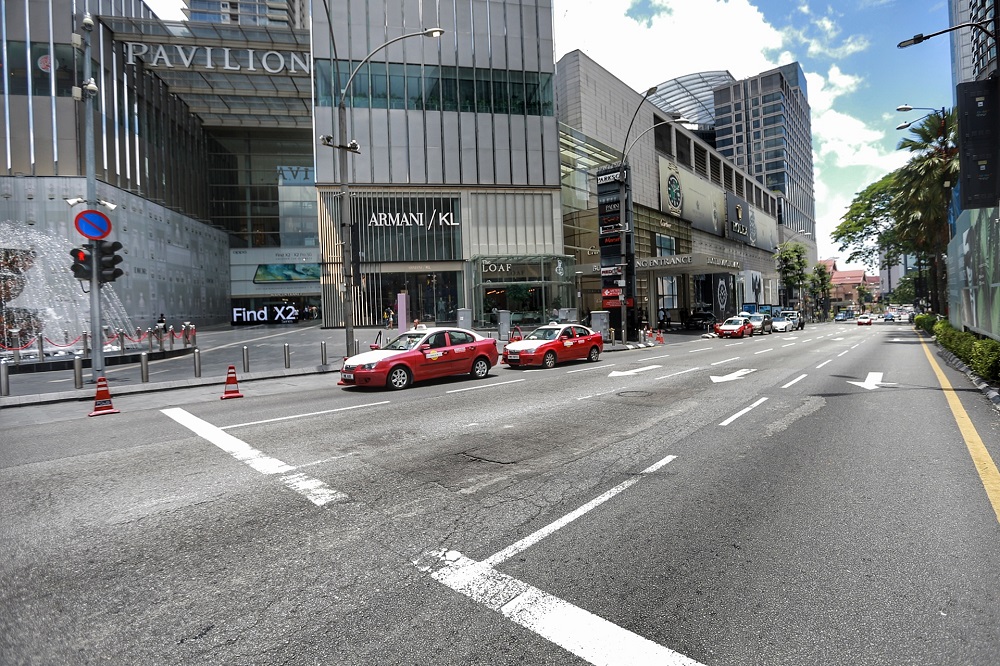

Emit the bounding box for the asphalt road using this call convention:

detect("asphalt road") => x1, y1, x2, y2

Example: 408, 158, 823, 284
2, 321, 999, 665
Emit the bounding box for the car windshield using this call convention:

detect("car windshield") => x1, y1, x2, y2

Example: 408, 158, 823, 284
723, 318, 745, 326
772, 316, 787, 322
749, 315, 764, 322
384, 332, 427, 350
525, 327, 561, 341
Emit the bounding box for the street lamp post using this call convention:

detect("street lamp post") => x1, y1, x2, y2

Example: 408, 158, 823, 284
616, 85, 658, 343
320, 28, 444, 356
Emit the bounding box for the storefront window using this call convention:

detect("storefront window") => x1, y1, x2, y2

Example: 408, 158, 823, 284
473, 255, 575, 327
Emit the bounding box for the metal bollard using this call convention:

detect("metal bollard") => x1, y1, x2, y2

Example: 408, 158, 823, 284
182, 325, 189, 348
147, 329, 154, 352
168, 326, 175, 351
284, 343, 291, 369
243, 345, 250, 374
321, 341, 327, 366
140, 352, 149, 383
37, 335, 44, 361
119, 329, 126, 356
82, 331, 89, 359
0, 360, 8, 396
158, 328, 164, 352
13, 347, 20, 365
190, 325, 197, 347
193, 348, 201, 378
74, 356, 83, 389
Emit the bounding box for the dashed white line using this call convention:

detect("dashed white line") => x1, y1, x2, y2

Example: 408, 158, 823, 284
782, 374, 807, 388
576, 386, 625, 400
816, 360, 832, 368
655, 367, 700, 380
222, 401, 390, 429
781, 343, 795, 348
567, 364, 614, 374
688, 347, 712, 353
838, 350, 849, 357
719, 397, 768, 426
448, 378, 527, 393
753, 348, 773, 355
711, 357, 740, 366
161, 407, 345, 506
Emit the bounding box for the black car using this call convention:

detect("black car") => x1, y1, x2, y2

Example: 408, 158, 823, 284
685, 311, 717, 329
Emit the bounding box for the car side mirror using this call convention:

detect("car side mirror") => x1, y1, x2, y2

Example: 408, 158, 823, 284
419, 344, 431, 351
369, 343, 380, 350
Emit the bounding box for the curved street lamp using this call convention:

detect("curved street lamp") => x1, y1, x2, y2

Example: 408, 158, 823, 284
895, 104, 946, 131
612, 86, 658, 343
321, 27, 444, 355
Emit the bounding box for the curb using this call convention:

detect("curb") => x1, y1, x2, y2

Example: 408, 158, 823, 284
933, 340, 1000, 414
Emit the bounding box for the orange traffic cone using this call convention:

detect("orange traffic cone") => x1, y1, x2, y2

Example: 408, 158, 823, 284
220, 365, 244, 400
656, 330, 664, 344
88, 377, 120, 417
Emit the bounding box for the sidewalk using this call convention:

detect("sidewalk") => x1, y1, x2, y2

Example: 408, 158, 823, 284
1, 322, 698, 408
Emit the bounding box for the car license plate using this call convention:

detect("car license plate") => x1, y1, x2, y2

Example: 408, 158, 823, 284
507, 353, 519, 360
342, 372, 354, 380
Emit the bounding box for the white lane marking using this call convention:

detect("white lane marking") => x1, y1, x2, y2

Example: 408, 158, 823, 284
608, 365, 662, 377
448, 379, 527, 393
781, 343, 795, 348
645, 353, 672, 360
417, 549, 703, 666
851, 343, 860, 349
222, 401, 390, 429
711, 357, 740, 366
753, 348, 773, 355
816, 360, 832, 368
688, 347, 712, 353
719, 397, 769, 426
837, 350, 849, 357
567, 364, 614, 374
782, 374, 807, 389
710, 368, 757, 383
654, 367, 700, 380
485, 454, 678, 567
724, 341, 744, 347
161, 408, 345, 506
576, 386, 625, 400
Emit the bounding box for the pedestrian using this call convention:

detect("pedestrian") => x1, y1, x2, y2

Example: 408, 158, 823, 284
157, 313, 166, 332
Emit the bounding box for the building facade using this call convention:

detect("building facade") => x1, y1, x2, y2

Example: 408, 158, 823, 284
312, 0, 564, 330
556, 51, 784, 331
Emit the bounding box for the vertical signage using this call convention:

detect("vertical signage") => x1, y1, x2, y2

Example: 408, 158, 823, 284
596, 163, 636, 321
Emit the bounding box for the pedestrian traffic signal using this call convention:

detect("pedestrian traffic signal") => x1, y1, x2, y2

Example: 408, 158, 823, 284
96, 239, 124, 283
70, 246, 93, 280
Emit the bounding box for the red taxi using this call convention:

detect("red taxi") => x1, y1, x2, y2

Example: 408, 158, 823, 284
502, 324, 603, 369
339, 326, 499, 390
713, 316, 754, 338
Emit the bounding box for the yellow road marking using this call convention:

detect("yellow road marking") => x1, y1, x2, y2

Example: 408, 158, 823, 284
921, 339, 1000, 523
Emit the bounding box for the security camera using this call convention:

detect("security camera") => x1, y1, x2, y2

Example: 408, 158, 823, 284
319, 134, 334, 146
81, 13, 94, 31
84, 78, 98, 95
347, 140, 360, 153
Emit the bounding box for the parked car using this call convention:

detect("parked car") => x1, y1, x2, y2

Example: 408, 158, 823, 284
857, 314, 872, 326
748, 313, 773, 335
834, 312, 847, 322
503, 323, 604, 368
685, 310, 717, 330
771, 315, 795, 333
713, 317, 754, 338
779, 310, 805, 330
339, 325, 498, 390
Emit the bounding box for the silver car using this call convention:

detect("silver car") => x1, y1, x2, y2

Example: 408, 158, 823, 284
771, 315, 795, 332
748, 313, 773, 335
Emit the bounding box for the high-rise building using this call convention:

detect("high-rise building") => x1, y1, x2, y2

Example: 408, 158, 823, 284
711, 63, 815, 243
187, 0, 309, 29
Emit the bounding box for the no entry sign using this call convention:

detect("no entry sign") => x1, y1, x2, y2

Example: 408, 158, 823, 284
75, 209, 112, 240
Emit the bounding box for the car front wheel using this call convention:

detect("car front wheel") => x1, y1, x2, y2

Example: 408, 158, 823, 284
543, 351, 557, 369
470, 357, 490, 379
387, 366, 412, 390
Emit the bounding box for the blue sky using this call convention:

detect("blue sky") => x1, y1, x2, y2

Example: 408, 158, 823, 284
145, 0, 955, 270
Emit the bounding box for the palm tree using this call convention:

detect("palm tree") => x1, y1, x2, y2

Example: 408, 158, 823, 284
893, 108, 958, 313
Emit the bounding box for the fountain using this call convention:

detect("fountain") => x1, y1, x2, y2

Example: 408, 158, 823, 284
1, 220, 137, 361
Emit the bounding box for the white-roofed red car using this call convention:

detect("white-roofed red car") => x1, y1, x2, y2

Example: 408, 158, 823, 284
339, 325, 498, 390
503, 323, 603, 368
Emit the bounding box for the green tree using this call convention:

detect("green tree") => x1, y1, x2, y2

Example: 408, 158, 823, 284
808, 263, 833, 321
893, 108, 958, 314
856, 282, 872, 313
834, 172, 907, 272
888, 272, 916, 305
775, 242, 809, 308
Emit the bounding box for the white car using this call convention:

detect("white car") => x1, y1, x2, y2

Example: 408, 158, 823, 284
771, 315, 795, 332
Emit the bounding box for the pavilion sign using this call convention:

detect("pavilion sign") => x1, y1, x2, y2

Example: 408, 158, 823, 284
125, 43, 311, 74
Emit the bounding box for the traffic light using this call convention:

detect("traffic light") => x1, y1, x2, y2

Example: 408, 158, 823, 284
96, 239, 124, 283
69, 245, 93, 280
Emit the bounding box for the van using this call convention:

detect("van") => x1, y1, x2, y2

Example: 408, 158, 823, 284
780, 310, 804, 330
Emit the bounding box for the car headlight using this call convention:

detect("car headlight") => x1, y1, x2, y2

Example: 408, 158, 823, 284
358, 362, 379, 371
